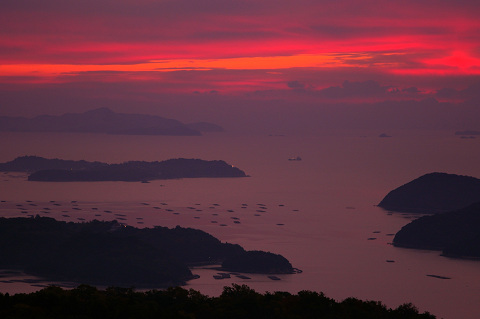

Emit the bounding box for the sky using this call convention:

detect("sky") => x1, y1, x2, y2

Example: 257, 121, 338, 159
1, 0, 480, 133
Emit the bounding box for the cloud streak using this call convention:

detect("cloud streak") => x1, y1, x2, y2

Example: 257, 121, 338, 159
2, 0, 479, 62
1, 0, 479, 130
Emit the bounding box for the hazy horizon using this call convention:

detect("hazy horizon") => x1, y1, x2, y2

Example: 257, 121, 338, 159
1, 0, 479, 134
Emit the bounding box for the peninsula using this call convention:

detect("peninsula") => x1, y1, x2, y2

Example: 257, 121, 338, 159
0, 107, 224, 136
0, 156, 247, 182
393, 202, 480, 259
378, 172, 480, 213
0, 217, 294, 287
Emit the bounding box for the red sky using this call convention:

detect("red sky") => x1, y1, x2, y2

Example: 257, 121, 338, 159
1, 0, 479, 131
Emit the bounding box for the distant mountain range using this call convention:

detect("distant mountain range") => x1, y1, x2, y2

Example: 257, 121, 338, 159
0, 107, 224, 136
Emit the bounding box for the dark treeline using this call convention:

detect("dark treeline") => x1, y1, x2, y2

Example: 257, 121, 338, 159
0, 284, 435, 319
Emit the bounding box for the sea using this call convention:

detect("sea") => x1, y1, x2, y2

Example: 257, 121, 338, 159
0, 129, 479, 319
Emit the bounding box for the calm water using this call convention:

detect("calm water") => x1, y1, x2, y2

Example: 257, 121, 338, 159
1, 130, 480, 319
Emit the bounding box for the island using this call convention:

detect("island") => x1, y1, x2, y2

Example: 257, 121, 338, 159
378, 172, 480, 213
0, 107, 223, 136
0, 156, 247, 182
0, 216, 294, 287
393, 202, 480, 259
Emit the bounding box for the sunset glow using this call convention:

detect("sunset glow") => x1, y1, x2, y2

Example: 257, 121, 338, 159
1, 53, 371, 77
0, 0, 479, 117
2, 4, 480, 319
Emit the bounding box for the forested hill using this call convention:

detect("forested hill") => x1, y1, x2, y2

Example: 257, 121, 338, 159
378, 172, 480, 213
393, 202, 480, 259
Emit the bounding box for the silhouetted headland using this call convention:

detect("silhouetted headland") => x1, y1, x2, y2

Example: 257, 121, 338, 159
222, 250, 293, 274
0, 217, 294, 287
393, 202, 480, 259
0, 107, 223, 136
0, 156, 247, 181
378, 172, 480, 213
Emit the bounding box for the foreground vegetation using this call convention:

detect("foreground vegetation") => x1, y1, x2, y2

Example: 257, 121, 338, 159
0, 284, 435, 319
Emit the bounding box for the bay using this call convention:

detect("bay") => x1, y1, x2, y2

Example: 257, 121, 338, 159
1, 130, 479, 319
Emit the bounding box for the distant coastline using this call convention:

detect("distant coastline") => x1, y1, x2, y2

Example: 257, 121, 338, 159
0, 107, 224, 136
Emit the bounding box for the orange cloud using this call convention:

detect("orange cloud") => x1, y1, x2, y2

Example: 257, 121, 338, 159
0, 53, 369, 79
1, 0, 479, 99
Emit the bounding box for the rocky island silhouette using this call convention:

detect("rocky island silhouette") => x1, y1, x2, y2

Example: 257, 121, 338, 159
393, 202, 480, 259
380, 173, 480, 259
378, 172, 480, 213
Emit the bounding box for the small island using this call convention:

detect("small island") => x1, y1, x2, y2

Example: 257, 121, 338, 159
0, 216, 294, 287
378, 172, 480, 213
0, 156, 247, 182
393, 202, 480, 259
